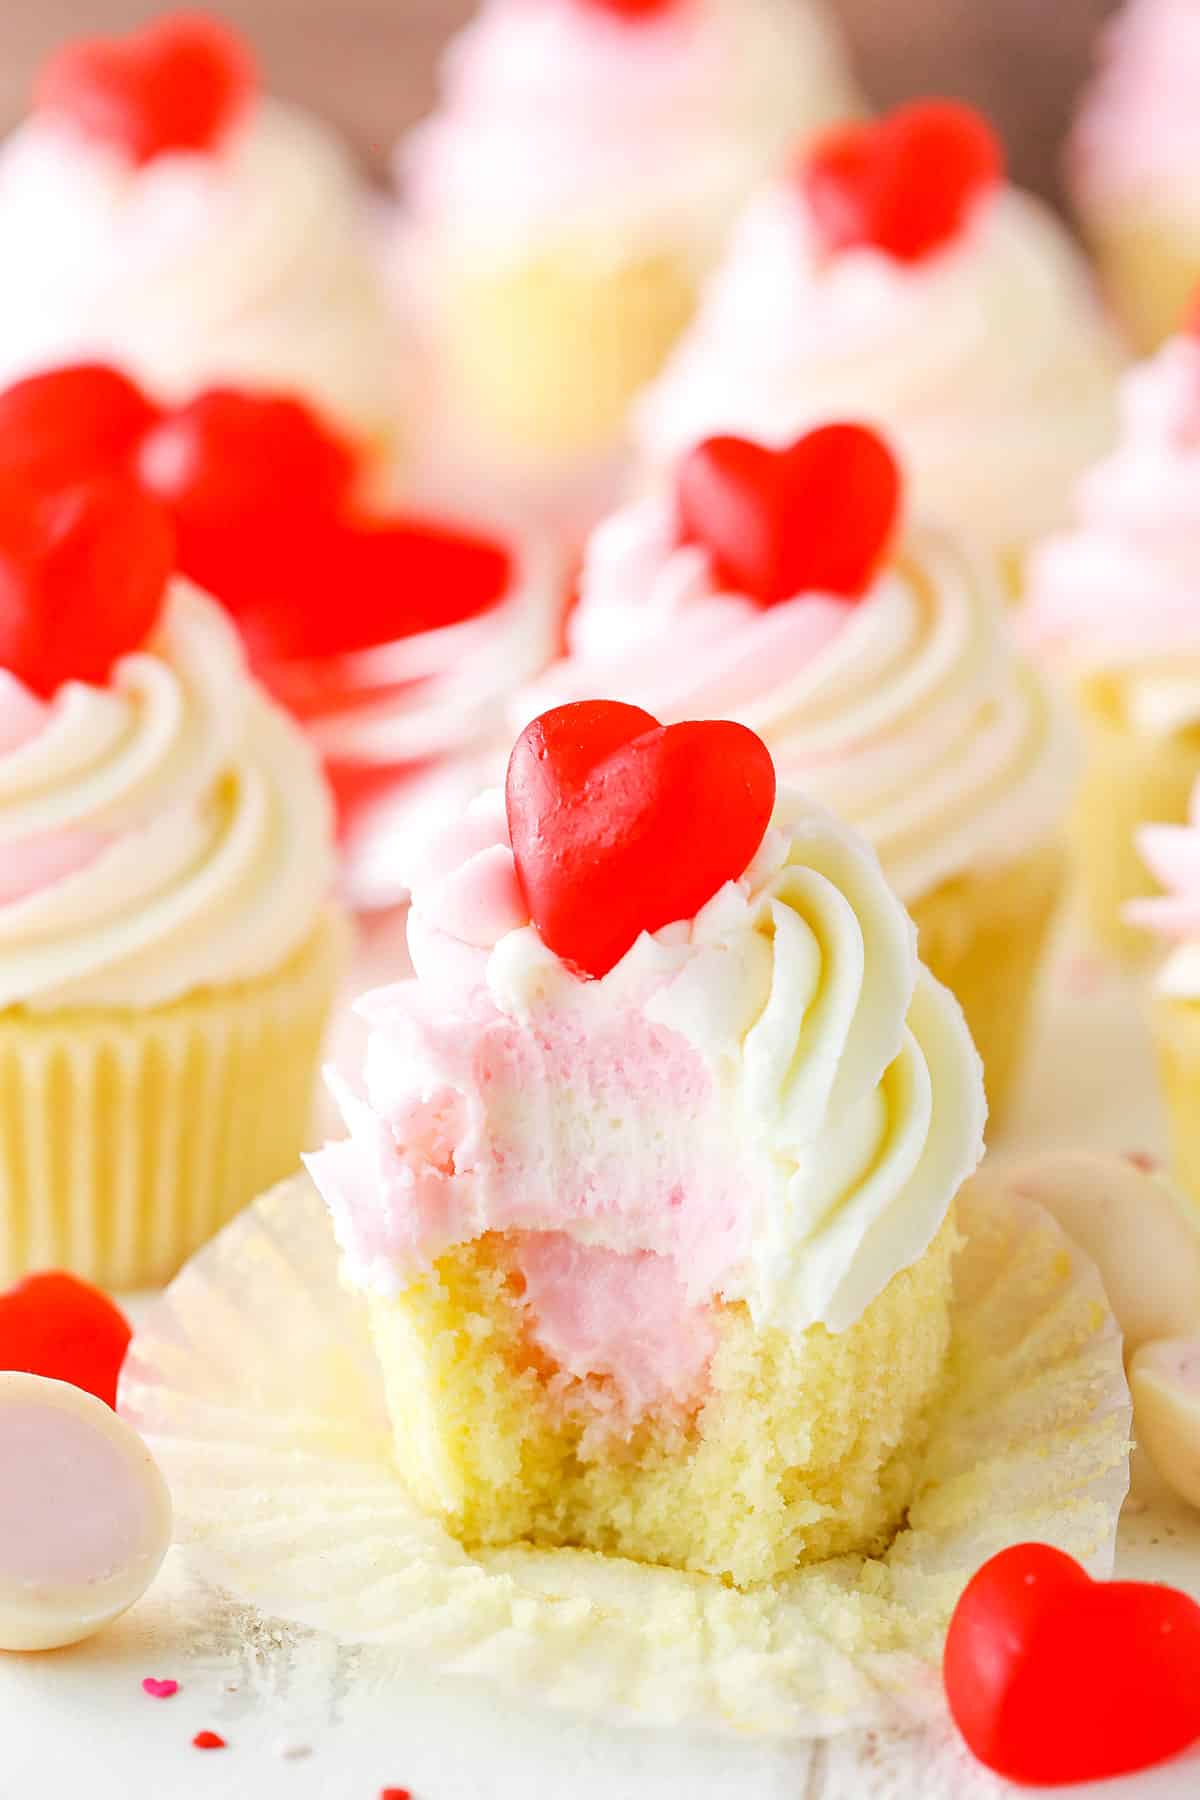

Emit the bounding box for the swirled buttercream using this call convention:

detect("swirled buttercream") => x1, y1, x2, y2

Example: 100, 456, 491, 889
0, 584, 335, 1012
520, 502, 1072, 903
401, 0, 857, 263
308, 782, 986, 1346
637, 183, 1124, 551
0, 100, 400, 443
1025, 335, 1200, 736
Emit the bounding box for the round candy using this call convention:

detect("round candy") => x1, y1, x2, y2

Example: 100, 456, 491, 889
0, 1373, 172, 1652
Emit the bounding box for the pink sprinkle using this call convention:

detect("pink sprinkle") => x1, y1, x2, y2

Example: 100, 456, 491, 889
1125, 1150, 1161, 1174
1061, 954, 1107, 999
142, 1678, 179, 1700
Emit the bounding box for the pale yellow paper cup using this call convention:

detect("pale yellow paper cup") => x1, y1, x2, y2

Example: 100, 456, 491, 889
911, 843, 1066, 1130
1151, 992, 1200, 1218
1085, 205, 1200, 354
120, 1171, 1130, 1740
0, 912, 344, 1290
1073, 676, 1200, 959
438, 244, 699, 460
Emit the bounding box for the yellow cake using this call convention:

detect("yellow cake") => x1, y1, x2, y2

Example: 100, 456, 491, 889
309, 711, 987, 1588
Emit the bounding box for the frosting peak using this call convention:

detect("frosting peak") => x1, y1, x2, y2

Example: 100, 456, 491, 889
1128, 778, 1200, 997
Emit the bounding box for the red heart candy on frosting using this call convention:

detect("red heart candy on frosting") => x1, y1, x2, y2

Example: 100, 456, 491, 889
34, 12, 257, 167
801, 100, 1003, 265
506, 700, 777, 980
0, 365, 161, 491
0, 473, 175, 698
944, 1543, 1200, 1785
676, 424, 901, 605
578, 0, 677, 18
0, 1271, 132, 1410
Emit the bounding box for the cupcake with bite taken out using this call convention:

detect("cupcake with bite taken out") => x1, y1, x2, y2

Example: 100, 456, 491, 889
521, 423, 1072, 1123
0, 459, 342, 1289
1070, 0, 1200, 352
638, 100, 1125, 590
1026, 311, 1200, 955
307, 703, 986, 1584
0, 12, 402, 460
395, 0, 859, 505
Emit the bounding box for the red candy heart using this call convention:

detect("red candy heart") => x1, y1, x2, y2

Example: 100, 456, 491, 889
34, 12, 256, 167
0, 1271, 132, 1409
0, 365, 161, 491
506, 701, 776, 979
677, 425, 901, 605
801, 100, 1003, 265
138, 388, 361, 615
944, 1543, 1200, 1785
0, 473, 175, 698
579, 0, 677, 19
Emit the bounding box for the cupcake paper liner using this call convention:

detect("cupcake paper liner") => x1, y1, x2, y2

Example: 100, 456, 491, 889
1074, 676, 1200, 958
0, 914, 343, 1290
1151, 991, 1200, 1216
912, 842, 1065, 1129
438, 245, 699, 461
1085, 204, 1199, 354
119, 1171, 1130, 1740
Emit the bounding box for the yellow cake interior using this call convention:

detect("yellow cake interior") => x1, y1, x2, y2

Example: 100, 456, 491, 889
367, 1211, 958, 1590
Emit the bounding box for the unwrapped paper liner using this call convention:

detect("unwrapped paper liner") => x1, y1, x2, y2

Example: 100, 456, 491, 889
120, 1174, 1131, 1739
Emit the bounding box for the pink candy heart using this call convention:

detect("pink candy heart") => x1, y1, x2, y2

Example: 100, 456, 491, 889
142, 1678, 179, 1700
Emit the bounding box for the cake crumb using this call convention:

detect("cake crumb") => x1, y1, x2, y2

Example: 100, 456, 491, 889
276, 1741, 312, 1760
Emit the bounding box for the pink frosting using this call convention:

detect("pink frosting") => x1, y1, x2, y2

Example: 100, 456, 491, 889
1025, 336, 1200, 672
1071, 1, 1200, 207
0, 673, 112, 905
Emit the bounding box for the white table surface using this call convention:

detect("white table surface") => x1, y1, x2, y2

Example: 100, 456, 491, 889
4, 915, 1200, 1800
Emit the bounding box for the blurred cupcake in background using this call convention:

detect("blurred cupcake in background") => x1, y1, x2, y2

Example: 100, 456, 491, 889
520, 423, 1073, 1124
134, 386, 563, 914
0, 459, 343, 1290
1070, 0, 1200, 351
1026, 313, 1200, 956
0, 12, 404, 461
393, 0, 860, 521
1128, 782, 1200, 1209
638, 100, 1125, 591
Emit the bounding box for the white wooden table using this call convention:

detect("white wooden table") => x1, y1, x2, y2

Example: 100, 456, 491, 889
3, 914, 1200, 1800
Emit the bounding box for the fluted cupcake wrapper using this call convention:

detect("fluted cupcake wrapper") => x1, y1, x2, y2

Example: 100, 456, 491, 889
0, 913, 344, 1291
119, 1172, 1130, 1740
438, 245, 699, 461
912, 843, 1066, 1130
1151, 991, 1200, 1218
1074, 676, 1200, 959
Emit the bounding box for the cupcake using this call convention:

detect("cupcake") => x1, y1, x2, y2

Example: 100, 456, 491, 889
521, 424, 1072, 1123
396, 0, 859, 495
0, 468, 342, 1288
0, 12, 402, 456
1070, 0, 1200, 351
1128, 784, 1200, 1208
1025, 322, 1200, 955
307, 702, 986, 1585
638, 100, 1125, 588
133, 384, 564, 912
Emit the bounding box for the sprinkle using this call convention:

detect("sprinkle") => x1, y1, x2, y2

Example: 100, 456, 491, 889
1125, 1150, 1161, 1174
275, 1741, 312, 1760
192, 1731, 227, 1751
142, 1677, 178, 1700
380, 1790, 412, 1799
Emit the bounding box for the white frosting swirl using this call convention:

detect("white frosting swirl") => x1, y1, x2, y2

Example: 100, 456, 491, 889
636, 184, 1125, 551
1071, 0, 1200, 221
0, 585, 335, 1012
520, 504, 1072, 904
1025, 336, 1200, 736
270, 537, 563, 911
0, 100, 401, 444
309, 784, 985, 1336
400, 0, 858, 263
